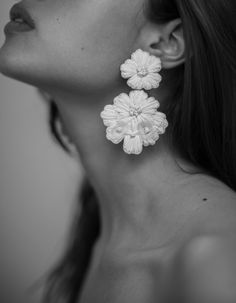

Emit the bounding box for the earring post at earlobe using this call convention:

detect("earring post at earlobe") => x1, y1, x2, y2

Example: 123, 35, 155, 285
100, 49, 168, 155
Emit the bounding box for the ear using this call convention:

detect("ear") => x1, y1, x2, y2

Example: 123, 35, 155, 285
137, 19, 185, 69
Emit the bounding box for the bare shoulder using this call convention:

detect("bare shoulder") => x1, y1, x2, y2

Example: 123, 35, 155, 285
174, 233, 236, 303
165, 174, 236, 301
180, 232, 236, 262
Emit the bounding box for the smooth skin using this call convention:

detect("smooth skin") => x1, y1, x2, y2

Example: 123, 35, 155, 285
1, 0, 236, 302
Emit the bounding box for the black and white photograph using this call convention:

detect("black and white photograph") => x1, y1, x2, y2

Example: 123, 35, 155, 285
0, 0, 236, 303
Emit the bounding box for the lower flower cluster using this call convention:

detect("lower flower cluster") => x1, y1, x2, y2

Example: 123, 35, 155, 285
100, 90, 168, 155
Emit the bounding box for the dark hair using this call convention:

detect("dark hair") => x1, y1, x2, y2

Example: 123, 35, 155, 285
43, 0, 236, 302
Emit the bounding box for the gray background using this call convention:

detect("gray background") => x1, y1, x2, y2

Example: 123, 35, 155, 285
0, 1, 82, 302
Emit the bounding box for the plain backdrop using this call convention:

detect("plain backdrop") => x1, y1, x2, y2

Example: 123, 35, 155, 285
0, 1, 83, 303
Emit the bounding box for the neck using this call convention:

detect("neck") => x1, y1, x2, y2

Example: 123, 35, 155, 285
48, 88, 200, 254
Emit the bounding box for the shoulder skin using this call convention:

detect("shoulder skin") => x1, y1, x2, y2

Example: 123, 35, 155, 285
174, 233, 236, 303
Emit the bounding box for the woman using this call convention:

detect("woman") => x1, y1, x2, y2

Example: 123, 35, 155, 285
0, 0, 236, 302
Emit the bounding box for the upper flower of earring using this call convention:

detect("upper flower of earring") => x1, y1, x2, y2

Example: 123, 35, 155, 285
120, 49, 162, 90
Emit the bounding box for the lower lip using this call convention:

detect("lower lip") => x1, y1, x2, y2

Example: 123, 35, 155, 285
4, 21, 35, 34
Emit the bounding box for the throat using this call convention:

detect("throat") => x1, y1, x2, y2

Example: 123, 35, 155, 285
52, 91, 202, 255
92, 174, 189, 258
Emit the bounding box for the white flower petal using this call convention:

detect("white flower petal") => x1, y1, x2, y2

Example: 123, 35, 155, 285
140, 103, 159, 116
102, 120, 117, 127
138, 119, 153, 133
129, 117, 139, 133
139, 113, 152, 124
106, 122, 127, 144
152, 113, 168, 134
106, 130, 124, 144
129, 90, 148, 107
139, 73, 161, 90
136, 114, 145, 124
147, 56, 162, 73
113, 93, 131, 113
140, 97, 159, 113
157, 121, 169, 134
100, 105, 118, 127
141, 78, 154, 90
137, 120, 160, 146
100, 105, 117, 119
152, 112, 168, 124
147, 73, 162, 86
142, 128, 160, 146
131, 49, 150, 66
120, 116, 133, 125
123, 135, 143, 155
128, 74, 159, 90
120, 59, 137, 79
127, 75, 144, 90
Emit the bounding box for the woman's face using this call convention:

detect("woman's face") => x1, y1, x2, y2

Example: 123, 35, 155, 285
0, 0, 145, 94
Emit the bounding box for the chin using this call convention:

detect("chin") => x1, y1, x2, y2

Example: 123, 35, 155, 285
0, 42, 67, 92
1, 42, 25, 77
0, 43, 45, 89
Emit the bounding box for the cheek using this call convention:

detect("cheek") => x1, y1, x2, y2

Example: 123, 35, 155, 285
0, 0, 144, 92
0, 31, 46, 84
39, 2, 143, 87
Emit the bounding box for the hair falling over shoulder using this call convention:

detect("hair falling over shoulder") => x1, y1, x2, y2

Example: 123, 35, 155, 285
43, 0, 236, 302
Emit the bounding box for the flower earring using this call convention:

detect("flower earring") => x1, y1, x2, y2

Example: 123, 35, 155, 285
100, 49, 168, 155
